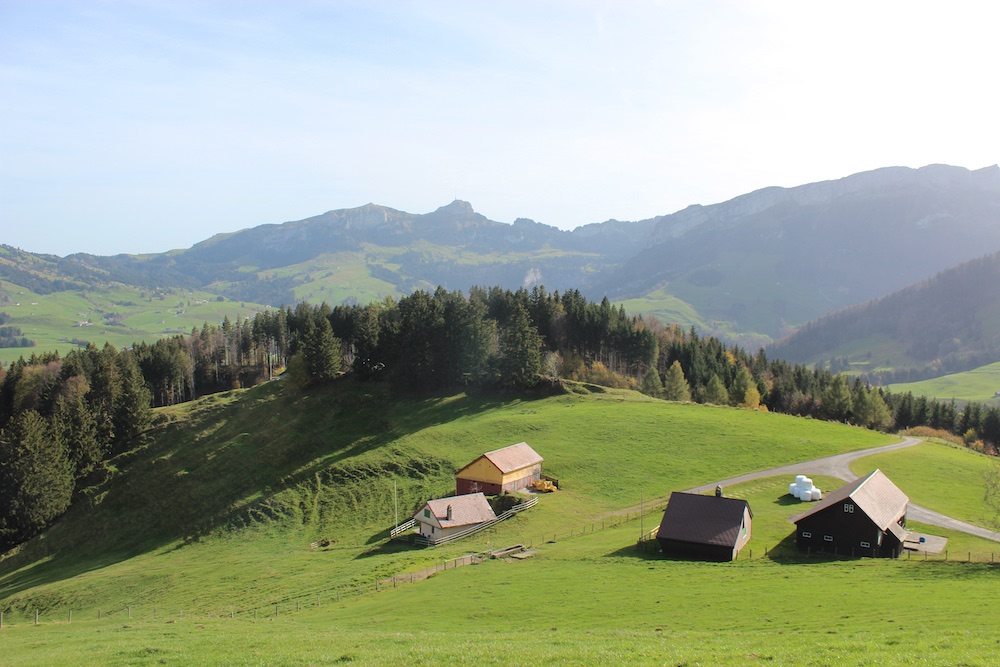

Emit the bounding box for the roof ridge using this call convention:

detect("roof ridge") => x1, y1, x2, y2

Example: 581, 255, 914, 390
849, 469, 879, 498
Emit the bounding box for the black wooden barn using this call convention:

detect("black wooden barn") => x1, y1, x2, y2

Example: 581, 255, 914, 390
792, 469, 909, 558
656, 491, 753, 562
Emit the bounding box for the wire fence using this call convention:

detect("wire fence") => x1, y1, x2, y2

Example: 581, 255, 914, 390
3, 507, 998, 630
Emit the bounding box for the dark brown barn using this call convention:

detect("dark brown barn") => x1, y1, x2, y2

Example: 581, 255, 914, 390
792, 469, 908, 558
656, 491, 753, 561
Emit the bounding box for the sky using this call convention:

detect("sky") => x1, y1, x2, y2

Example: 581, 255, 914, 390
2, 0, 998, 257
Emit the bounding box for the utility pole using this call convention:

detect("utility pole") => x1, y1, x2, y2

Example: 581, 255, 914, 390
640, 486, 644, 540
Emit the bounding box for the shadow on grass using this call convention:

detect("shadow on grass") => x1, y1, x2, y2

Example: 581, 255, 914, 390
353, 538, 423, 560
0, 380, 542, 601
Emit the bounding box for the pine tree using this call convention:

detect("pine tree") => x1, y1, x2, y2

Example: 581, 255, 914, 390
303, 316, 342, 386
703, 374, 729, 405
0, 410, 74, 549
821, 374, 854, 422
114, 349, 153, 447
641, 367, 663, 397
662, 361, 691, 402
495, 303, 542, 388
51, 376, 101, 479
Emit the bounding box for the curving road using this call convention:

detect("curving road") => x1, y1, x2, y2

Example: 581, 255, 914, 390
684, 437, 1000, 544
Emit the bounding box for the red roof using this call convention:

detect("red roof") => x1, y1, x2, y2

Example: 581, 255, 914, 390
463, 442, 543, 475
417, 492, 497, 528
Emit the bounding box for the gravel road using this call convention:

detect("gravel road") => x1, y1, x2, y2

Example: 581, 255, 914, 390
684, 437, 1000, 544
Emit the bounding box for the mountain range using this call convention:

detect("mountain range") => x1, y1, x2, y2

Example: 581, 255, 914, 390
2, 163, 1000, 370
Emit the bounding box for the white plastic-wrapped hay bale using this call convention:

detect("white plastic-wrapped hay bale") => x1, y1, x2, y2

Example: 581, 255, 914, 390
789, 475, 821, 501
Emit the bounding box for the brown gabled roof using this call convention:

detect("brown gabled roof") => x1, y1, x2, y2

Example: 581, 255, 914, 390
464, 442, 543, 475
657, 492, 752, 548
418, 492, 497, 528
792, 469, 908, 530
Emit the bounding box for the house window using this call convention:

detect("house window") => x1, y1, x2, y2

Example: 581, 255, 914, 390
823, 535, 834, 542
860, 541, 871, 548
844, 503, 854, 513
424, 509, 430, 518
801, 531, 812, 538
431, 525, 435, 534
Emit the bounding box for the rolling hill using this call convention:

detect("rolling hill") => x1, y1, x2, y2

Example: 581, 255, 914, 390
2, 381, 999, 665
767, 250, 1000, 384
3, 164, 999, 363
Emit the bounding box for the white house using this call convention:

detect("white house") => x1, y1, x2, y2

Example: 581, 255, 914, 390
412, 492, 497, 541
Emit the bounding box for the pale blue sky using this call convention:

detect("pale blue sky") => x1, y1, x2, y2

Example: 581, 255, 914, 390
2, 0, 997, 256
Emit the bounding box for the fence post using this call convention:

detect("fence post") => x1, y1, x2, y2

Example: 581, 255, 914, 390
69, 610, 72, 623
153, 607, 157, 619
254, 609, 257, 621
34, 610, 38, 625
275, 604, 279, 617
98, 609, 102, 621
1, 611, 4, 628
128, 606, 131, 620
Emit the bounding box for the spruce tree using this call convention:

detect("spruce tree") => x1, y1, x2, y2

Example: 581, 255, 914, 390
0, 410, 74, 548
662, 361, 691, 402
641, 367, 663, 397
703, 374, 729, 405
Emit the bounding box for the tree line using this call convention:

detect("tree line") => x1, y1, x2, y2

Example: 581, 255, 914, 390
0, 343, 152, 550
3, 283, 1000, 552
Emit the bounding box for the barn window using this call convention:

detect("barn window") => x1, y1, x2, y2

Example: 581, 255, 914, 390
844, 503, 854, 513
801, 531, 812, 538
860, 541, 871, 548
823, 535, 834, 542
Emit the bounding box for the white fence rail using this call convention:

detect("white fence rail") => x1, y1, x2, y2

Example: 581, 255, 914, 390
413, 497, 539, 547
390, 518, 417, 538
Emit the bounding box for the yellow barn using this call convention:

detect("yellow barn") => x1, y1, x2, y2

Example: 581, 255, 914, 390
455, 442, 543, 495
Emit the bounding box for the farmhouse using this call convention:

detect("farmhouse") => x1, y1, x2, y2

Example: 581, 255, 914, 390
656, 491, 753, 562
455, 442, 543, 495
792, 469, 908, 558
412, 492, 497, 541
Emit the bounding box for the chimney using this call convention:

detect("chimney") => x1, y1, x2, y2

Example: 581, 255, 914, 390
446, 505, 453, 520
715, 485, 723, 498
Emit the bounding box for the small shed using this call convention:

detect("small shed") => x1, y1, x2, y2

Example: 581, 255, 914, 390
792, 469, 908, 558
455, 442, 543, 495
656, 491, 753, 562
412, 492, 497, 541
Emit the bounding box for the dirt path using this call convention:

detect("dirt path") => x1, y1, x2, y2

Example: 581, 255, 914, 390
618, 436, 1000, 544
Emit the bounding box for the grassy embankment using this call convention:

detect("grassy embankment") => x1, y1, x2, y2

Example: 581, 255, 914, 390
2, 382, 998, 665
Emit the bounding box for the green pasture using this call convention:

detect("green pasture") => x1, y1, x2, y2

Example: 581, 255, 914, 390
0, 279, 266, 364
0, 384, 892, 615
616, 285, 705, 330
887, 361, 1000, 404
851, 440, 999, 529
3, 470, 998, 666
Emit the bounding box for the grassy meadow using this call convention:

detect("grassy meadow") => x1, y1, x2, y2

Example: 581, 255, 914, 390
887, 361, 1000, 404
0, 279, 267, 364
1, 381, 998, 665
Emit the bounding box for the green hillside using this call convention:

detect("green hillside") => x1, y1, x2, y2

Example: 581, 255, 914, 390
3, 381, 999, 665
887, 361, 1000, 405
0, 279, 267, 364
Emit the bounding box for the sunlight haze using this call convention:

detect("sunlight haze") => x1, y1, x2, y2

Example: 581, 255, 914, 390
1, 0, 997, 256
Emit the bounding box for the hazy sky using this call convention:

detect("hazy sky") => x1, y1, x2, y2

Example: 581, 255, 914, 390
2, 1, 997, 256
